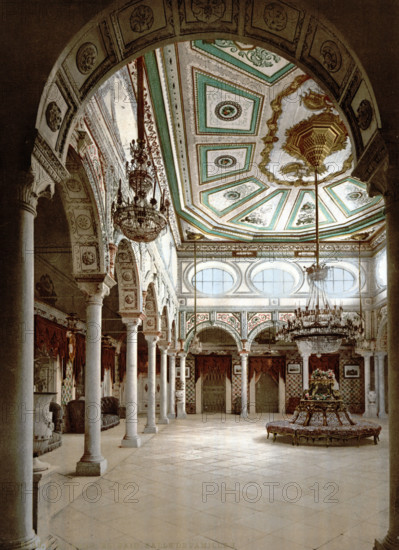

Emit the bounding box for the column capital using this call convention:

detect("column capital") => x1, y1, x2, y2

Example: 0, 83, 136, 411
178, 351, 187, 359
76, 273, 116, 304
158, 343, 170, 352
121, 314, 144, 328
144, 332, 160, 345
356, 350, 373, 358
375, 350, 387, 358
239, 350, 249, 357
167, 349, 178, 357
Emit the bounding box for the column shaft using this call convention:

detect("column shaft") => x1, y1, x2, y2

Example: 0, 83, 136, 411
144, 334, 158, 433
302, 354, 310, 391
121, 319, 141, 447
0, 199, 40, 548
374, 196, 399, 550
240, 353, 248, 418
158, 348, 169, 424
76, 293, 107, 476
168, 353, 176, 419
176, 353, 187, 419
377, 353, 387, 419
363, 353, 371, 417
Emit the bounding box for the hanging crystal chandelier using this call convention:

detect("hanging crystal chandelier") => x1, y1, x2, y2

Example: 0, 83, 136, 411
112, 57, 169, 242
277, 112, 362, 356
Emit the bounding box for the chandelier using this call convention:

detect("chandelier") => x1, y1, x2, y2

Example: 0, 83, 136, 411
277, 112, 362, 356
112, 57, 169, 242
188, 232, 204, 355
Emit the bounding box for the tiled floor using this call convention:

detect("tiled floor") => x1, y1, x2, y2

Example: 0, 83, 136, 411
43, 413, 389, 550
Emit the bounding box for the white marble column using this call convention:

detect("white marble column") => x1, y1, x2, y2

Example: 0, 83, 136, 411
144, 333, 159, 433
302, 353, 310, 391
376, 352, 387, 419
240, 352, 249, 418
76, 276, 114, 476
177, 352, 187, 419
374, 353, 379, 412
361, 352, 372, 417
168, 351, 176, 419
158, 346, 170, 424
0, 184, 41, 549
121, 317, 142, 447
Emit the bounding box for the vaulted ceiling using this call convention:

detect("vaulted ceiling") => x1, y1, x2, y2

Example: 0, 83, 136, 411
106, 40, 385, 244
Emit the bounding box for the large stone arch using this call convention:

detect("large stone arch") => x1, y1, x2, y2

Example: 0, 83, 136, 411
115, 238, 143, 313
34, 0, 387, 199
247, 320, 283, 351
185, 320, 242, 353
58, 146, 107, 276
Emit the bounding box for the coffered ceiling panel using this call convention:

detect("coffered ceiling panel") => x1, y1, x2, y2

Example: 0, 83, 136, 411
114, 40, 384, 243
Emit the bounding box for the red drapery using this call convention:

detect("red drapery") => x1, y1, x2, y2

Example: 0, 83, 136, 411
35, 315, 68, 361
101, 347, 116, 382
195, 355, 232, 383
249, 356, 285, 386
73, 333, 86, 381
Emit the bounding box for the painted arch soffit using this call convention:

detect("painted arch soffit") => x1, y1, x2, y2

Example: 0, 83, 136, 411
35, 0, 385, 245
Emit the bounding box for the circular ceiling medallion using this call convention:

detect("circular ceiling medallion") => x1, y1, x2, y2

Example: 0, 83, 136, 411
224, 190, 241, 201
263, 3, 288, 31
76, 42, 98, 75
76, 214, 91, 230
356, 99, 373, 130
320, 40, 342, 73
130, 5, 154, 33
215, 101, 242, 121
45, 102, 62, 132
191, 0, 226, 23
215, 155, 237, 168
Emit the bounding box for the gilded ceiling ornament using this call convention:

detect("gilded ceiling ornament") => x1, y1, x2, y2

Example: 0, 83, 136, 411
259, 76, 353, 187
191, 0, 226, 23
283, 112, 348, 169
263, 2, 288, 31
45, 102, 62, 132
300, 90, 333, 112
356, 99, 373, 130
320, 40, 342, 73
130, 5, 154, 33
76, 42, 98, 75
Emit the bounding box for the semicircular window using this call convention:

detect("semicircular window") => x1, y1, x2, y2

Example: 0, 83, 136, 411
323, 267, 355, 295
193, 268, 234, 295
252, 268, 295, 296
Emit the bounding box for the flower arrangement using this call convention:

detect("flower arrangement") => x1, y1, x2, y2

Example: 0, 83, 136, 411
311, 368, 334, 380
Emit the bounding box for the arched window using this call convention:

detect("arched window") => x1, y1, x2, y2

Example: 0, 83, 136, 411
252, 268, 295, 296
193, 268, 234, 295
323, 267, 355, 295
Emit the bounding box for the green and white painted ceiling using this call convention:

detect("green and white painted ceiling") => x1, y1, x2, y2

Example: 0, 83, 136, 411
110, 40, 384, 243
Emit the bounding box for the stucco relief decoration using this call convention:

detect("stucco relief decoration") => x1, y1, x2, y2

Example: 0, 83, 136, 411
213, 40, 281, 68
117, 252, 129, 263
76, 214, 92, 230
45, 102, 62, 132
263, 2, 288, 31
66, 179, 82, 193
216, 312, 241, 332
356, 99, 373, 130
191, 0, 226, 23
122, 271, 133, 282
215, 101, 242, 121
248, 312, 272, 333
215, 155, 237, 168
125, 293, 135, 305
76, 42, 98, 75
320, 40, 342, 73
130, 5, 154, 33
82, 250, 95, 266
186, 312, 209, 332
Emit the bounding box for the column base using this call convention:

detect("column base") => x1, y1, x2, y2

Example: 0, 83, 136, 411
374, 534, 399, 549
158, 417, 169, 425
144, 425, 158, 434
76, 457, 107, 476
121, 435, 141, 448
168, 413, 176, 419
0, 533, 42, 550
379, 412, 388, 419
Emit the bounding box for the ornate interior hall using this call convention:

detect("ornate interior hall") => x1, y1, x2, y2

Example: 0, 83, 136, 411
0, 1, 398, 549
